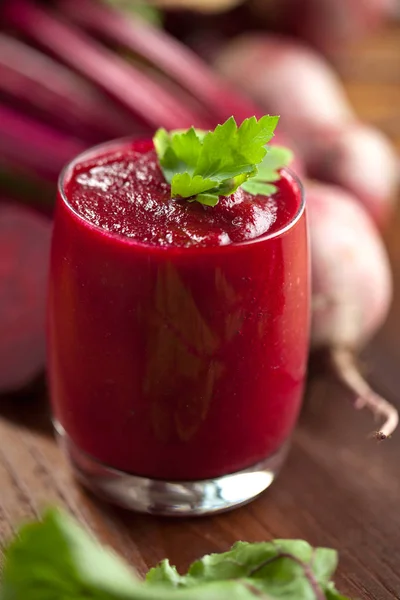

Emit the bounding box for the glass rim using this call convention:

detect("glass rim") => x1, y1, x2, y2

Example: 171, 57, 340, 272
58, 136, 306, 252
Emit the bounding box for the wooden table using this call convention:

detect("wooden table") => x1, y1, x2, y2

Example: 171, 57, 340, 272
1, 25, 399, 600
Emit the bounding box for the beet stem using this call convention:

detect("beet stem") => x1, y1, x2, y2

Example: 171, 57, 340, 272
330, 347, 399, 439
0, 33, 140, 141
57, 0, 262, 123
0, 104, 84, 179
4, 0, 210, 130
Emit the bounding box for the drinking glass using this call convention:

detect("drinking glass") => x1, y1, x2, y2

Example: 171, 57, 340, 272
48, 138, 310, 516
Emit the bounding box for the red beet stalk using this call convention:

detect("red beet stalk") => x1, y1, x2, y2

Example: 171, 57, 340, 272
4, 0, 212, 131
57, 0, 261, 124
0, 33, 143, 143
0, 202, 52, 393
0, 105, 84, 181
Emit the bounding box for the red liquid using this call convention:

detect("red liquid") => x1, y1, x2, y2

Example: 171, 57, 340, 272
48, 139, 309, 480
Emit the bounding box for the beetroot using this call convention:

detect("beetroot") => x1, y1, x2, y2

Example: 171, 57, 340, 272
307, 181, 398, 438
248, 0, 396, 53
305, 123, 399, 226
214, 34, 355, 134
0, 203, 52, 393
214, 34, 398, 225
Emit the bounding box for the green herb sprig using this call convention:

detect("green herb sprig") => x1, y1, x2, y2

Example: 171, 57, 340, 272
0, 508, 350, 600
153, 116, 293, 207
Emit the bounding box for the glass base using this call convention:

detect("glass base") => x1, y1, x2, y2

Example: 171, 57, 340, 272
55, 423, 289, 516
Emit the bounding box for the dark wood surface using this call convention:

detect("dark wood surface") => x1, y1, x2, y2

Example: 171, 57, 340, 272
1, 25, 400, 600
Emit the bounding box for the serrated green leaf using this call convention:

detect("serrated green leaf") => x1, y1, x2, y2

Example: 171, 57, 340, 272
193, 116, 238, 179
153, 128, 182, 183
241, 145, 293, 198
171, 173, 219, 198
248, 146, 293, 185
258, 146, 293, 174
170, 127, 203, 172
148, 539, 350, 600
196, 193, 220, 207
218, 171, 256, 196
234, 115, 279, 161
194, 116, 275, 181
146, 559, 181, 587
254, 170, 281, 183
183, 540, 310, 584
312, 548, 339, 584
153, 115, 284, 206
241, 181, 278, 196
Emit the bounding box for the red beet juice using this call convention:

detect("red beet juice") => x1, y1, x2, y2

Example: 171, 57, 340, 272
48, 138, 309, 512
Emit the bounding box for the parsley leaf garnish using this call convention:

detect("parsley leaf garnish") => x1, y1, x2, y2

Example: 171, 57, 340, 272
154, 116, 291, 207
242, 145, 294, 196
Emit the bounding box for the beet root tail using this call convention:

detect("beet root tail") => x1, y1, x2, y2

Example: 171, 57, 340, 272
330, 348, 399, 439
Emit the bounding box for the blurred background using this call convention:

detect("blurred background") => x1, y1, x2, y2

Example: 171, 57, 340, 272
0, 0, 399, 395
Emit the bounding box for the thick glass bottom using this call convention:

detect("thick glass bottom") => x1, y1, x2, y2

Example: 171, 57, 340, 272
55, 422, 289, 516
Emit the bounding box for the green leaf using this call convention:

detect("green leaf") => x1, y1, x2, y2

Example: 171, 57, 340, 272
153, 127, 170, 162
0, 509, 351, 600
241, 145, 293, 198
255, 146, 292, 183
179, 540, 312, 585
218, 171, 257, 196
153, 128, 182, 183
155, 128, 205, 185
148, 540, 351, 600
146, 560, 181, 587
194, 116, 276, 181
312, 548, 339, 584
0, 510, 253, 600
171, 127, 203, 171
232, 115, 279, 162
153, 115, 284, 206
241, 181, 278, 196
196, 193, 220, 207
325, 584, 351, 600
1, 508, 139, 600
257, 146, 293, 179
171, 174, 219, 198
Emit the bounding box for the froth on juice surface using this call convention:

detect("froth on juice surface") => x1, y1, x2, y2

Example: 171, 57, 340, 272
66, 140, 298, 248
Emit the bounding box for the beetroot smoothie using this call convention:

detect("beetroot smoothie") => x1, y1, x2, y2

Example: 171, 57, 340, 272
48, 137, 309, 507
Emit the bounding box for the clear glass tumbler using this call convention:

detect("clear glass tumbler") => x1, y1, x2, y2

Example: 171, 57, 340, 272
48, 138, 310, 516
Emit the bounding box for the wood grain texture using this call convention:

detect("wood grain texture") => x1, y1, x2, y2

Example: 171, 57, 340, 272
0, 24, 399, 600
332, 24, 400, 149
